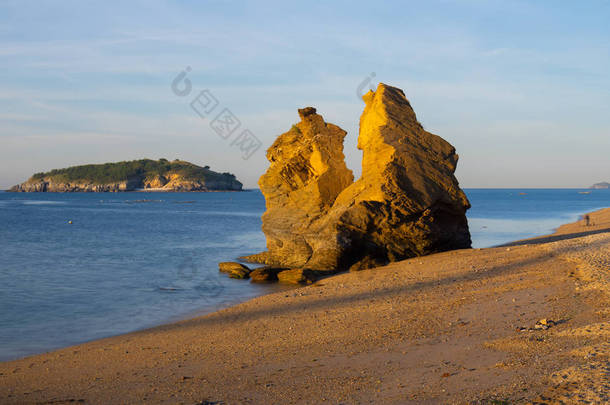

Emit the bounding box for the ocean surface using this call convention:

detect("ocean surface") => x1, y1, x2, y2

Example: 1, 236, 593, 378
0, 188, 608, 361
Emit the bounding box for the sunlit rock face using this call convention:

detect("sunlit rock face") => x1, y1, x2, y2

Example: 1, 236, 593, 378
247, 84, 471, 271
245, 107, 354, 267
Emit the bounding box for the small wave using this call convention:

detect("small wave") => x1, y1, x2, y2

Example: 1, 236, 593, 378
203, 211, 262, 217
125, 199, 163, 204
22, 200, 67, 205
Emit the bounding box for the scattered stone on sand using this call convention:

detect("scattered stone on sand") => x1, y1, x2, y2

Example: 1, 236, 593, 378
534, 318, 557, 330
277, 269, 317, 285
218, 262, 251, 279
246, 83, 471, 272
518, 319, 557, 332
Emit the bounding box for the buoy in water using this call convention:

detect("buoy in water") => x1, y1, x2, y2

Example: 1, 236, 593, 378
68, 220, 73, 224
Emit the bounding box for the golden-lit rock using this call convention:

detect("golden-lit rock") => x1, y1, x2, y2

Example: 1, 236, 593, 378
247, 83, 471, 271
218, 262, 251, 279
277, 269, 317, 285
249, 267, 285, 283
143, 175, 167, 189
244, 107, 353, 267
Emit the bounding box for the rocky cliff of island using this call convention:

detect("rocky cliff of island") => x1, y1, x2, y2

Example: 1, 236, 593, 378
245, 83, 471, 272
9, 159, 243, 192
590, 182, 609, 189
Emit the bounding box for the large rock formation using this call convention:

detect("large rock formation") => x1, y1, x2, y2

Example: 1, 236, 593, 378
246, 107, 354, 266
246, 83, 471, 271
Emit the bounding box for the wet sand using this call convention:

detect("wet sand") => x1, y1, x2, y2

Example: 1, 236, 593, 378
1, 209, 609, 404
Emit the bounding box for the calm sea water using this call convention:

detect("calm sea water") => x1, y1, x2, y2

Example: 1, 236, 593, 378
467, 189, 609, 247
0, 188, 608, 361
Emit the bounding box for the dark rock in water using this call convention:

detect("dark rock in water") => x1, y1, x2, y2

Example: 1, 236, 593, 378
245, 83, 471, 272
277, 269, 317, 285
228, 270, 250, 280
218, 262, 250, 273
218, 262, 251, 279
249, 267, 286, 283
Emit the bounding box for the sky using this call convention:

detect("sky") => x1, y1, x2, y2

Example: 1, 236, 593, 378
1, 0, 609, 189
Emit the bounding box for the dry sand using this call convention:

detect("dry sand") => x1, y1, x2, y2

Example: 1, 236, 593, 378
1, 209, 609, 404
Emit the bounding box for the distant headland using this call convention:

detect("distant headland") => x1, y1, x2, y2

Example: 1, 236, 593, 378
590, 182, 610, 189
8, 159, 243, 192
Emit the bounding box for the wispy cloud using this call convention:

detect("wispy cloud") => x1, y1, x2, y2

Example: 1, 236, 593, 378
0, 0, 609, 188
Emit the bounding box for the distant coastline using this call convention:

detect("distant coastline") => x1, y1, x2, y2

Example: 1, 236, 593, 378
590, 181, 610, 189
9, 158, 243, 192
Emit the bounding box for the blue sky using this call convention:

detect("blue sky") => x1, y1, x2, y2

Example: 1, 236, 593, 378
1, 0, 609, 188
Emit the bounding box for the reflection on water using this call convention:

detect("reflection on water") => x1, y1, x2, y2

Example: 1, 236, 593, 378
468, 217, 572, 247
0, 191, 291, 361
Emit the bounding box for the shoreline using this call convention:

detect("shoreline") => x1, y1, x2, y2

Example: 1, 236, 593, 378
1, 208, 608, 404
3, 189, 247, 193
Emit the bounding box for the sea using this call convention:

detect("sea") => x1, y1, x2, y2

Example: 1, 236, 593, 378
0, 188, 608, 361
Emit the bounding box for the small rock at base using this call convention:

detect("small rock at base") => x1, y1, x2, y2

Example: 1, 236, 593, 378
218, 262, 251, 280
277, 269, 317, 285
228, 269, 250, 279
250, 266, 285, 283
218, 262, 250, 273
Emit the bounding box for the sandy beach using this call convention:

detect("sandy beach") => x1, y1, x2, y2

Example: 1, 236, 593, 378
1, 209, 608, 404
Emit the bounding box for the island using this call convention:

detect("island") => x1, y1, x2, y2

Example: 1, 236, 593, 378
590, 181, 610, 189
8, 159, 243, 192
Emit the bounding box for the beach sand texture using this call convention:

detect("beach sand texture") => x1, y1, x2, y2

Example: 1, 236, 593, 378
1, 209, 608, 404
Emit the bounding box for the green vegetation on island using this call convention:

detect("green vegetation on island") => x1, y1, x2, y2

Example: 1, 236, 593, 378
11, 159, 243, 192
